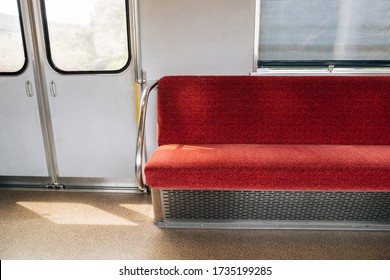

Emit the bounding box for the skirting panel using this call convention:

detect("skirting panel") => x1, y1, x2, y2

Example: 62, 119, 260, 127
152, 189, 390, 230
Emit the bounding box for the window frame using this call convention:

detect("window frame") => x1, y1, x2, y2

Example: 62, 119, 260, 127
0, 0, 28, 76
255, 0, 390, 71
40, 0, 132, 75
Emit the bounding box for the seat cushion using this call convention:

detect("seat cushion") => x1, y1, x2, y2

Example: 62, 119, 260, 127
144, 144, 390, 191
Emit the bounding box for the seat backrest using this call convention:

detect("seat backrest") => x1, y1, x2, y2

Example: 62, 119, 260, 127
157, 76, 390, 145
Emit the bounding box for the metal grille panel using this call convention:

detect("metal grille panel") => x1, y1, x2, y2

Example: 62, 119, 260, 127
161, 190, 390, 222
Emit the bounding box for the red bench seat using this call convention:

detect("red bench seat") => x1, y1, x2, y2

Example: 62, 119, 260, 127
145, 144, 390, 191
144, 76, 389, 193
139, 75, 390, 229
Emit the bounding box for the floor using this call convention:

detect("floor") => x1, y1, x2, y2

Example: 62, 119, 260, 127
0, 189, 389, 260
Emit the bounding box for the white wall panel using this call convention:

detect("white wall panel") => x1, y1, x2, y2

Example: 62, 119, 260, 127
140, 0, 256, 79
140, 0, 256, 157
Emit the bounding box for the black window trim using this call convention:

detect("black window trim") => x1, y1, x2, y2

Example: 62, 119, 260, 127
40, 0, 132, 75
258, 60, 390, 69
0, 0, 29, 76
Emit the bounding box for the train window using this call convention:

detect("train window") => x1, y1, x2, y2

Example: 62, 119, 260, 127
0, 0, 27, 75
258, 0, 390, 68
41, 0, 130, 74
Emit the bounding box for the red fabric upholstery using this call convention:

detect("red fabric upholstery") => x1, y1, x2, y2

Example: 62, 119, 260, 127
157, 76, 390, 145
146, 76, 390, 191
145, 144, 390, 191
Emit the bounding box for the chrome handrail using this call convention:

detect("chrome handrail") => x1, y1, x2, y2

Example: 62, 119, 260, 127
130, 0, 146, 84
135, 80, 158, 191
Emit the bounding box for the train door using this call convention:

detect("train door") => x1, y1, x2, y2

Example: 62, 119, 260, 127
0, 0, 140, 190
0, 0, 50, 184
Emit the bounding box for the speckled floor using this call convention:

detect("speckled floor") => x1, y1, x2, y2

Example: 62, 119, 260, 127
0, 189, 389, 260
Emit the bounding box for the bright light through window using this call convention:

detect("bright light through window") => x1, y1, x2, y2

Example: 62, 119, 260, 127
44, 0, 97, 26
0, 0, 19, 15
43, 0, 130, 72
0, 0, 26, 73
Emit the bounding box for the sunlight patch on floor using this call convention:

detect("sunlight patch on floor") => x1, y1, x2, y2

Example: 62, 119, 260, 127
17, 202, 138, 226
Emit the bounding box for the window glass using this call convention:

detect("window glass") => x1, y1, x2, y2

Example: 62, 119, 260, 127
258, 0, 390, 67
0, 0, 27, 74
42, 0, 130, 73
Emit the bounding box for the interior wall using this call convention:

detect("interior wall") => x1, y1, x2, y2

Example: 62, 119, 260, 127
139, 0, 256, 156
140, 0, 256, 79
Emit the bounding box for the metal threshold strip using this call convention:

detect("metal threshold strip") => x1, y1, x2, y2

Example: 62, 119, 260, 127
0, 176, 143, 193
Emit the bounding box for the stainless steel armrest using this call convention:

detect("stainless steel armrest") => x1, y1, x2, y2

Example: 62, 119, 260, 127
135, 80, 158, 191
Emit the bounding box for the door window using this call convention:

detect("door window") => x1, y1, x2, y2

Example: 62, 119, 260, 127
41, 0, 131, 73
0, 0, 27, 74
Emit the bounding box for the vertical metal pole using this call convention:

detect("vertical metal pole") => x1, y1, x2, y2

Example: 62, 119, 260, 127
25, 0, 59, 184
131, 0, 146, 84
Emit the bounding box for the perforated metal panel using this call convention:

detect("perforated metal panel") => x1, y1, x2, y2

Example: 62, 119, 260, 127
161, 190, 390, 222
